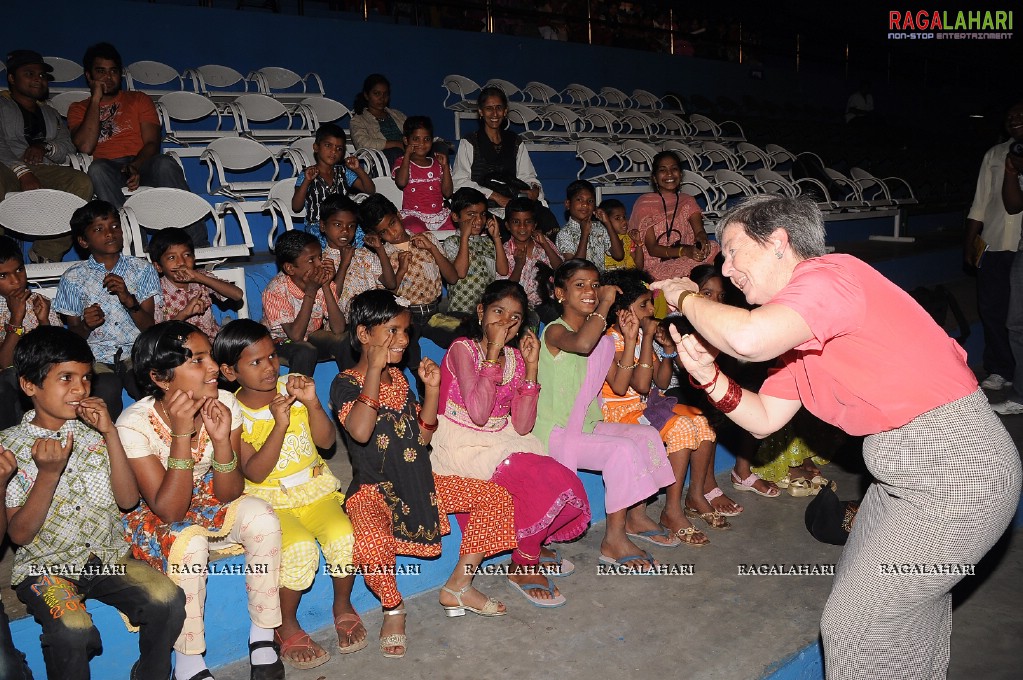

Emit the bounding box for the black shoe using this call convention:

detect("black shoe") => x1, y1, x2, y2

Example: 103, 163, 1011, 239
130, 659, 179, 680
249, 640, 285, 680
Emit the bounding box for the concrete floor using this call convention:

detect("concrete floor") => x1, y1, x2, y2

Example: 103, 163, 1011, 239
213, 433, 1021, 680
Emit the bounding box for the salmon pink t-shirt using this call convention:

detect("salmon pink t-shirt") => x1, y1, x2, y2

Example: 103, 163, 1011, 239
67, 91, 159, 160
760, 254, 977, 436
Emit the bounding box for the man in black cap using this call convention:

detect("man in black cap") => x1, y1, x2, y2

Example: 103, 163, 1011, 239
0, 49, 92, 262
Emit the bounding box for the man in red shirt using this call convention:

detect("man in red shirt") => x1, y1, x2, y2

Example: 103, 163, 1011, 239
68, 43, 209, 248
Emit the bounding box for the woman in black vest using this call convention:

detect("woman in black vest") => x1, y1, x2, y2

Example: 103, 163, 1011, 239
451, 86, 559, 236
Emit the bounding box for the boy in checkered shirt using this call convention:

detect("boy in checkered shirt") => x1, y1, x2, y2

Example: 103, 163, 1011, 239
149, 228, 243, 339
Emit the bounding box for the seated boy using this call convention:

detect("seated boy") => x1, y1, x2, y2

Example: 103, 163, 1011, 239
52, 200, 160, 418
263, 230, 347, 377
318, 194, 366, 291
149, 227, 244, 339
2, 326, 185, 680
597, 198, 643, 271
0, 236, 62, 430
440, 187, 508, 315
292, 123, 375, 231
346, 194, 457, 328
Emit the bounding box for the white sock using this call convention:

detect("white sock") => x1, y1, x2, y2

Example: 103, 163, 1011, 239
174, 651, 207, 680
249, 623, 278, 665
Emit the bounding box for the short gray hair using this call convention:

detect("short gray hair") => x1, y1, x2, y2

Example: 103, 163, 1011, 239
719, 196, 826, 260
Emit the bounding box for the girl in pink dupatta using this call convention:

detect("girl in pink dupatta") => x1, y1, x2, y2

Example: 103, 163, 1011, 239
431, 281, 590, 608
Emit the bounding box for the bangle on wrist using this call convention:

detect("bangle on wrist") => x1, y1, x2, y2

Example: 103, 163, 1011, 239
616, 359, 638, 370
356, 394, 380, 410
587, 311, 607, 327
661, 350, 678, 358
417, 415, 438, 432
677, 289, 700, 311
211, 450, 239, 474
169, 429, 196, 438
637, 361, 654, 370
166, 456, 195, 471
688, 363, 720, 391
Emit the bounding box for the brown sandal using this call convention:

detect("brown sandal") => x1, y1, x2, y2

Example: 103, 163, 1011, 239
684, 505, 731, 530
274, 629, 330, 670
673, 525, 710, 546
335, 613, 368, 654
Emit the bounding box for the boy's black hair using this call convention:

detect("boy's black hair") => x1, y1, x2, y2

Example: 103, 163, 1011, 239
348, 289, 407, 357
600, 268, 653, 327
83, 42, 122, 73
536, 257, 599, 307
314, 123, 346, 146
357, 194, 399, 232
403, 115, 433, 138
565, 179, 596, 202
320, 194, 359, 224
212, 319, 273, 368
15, 326, 95, 388
0, 236, 24, 266
132, 321, 201, 399
505, 197, 536, 219
598, 198, 626, 213
274, 230, 320, 270
457, 280, 529, 347
450, 187, 488, 216
148, 227, 194, 265
70, 199, 117, 243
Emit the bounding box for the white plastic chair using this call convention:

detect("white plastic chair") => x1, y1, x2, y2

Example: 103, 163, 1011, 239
210, 266, 250, 321
43, 56, 84, 94
680, 170, 726, 222
125, 61, 185, 96
442, 74, 480, 111
616, 111, 659, 139
713, 169, 759, 206
186, 65, 252, 107
752, 168, 838, 211
701, 141, 743, 172
356, 148, 391, 179
249, 67, 324, 105
631, 89, 662, 110
542, 106, 583, 139
483, 79, 523, 102
228, 94, 307, 143
736, 142, 775, 172
48, 91, 89, 119
619, 140, 659, 175
200, 137, 282, 199
261, 179, 303, 249
522, 81, 561, 105
656, 113, 694, 139
158, 91, 234, 146
278, 137, 317, 174
561, 83, 598, 108
297, 96, 351, 129
373, 177, 404, 208
823, 168, 868, 208
506, 103, 552, 142
121, 188, 253, 262
575, 140, 646, 184
579, 108, 620, 138
0, 189, 96, 283
689, 114, 746, 141
850, 167, 918, 207
598, 87, 631, 109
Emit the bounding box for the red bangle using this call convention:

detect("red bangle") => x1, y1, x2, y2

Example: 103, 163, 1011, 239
688, 364, 720, 391
418, 416, 438, 432
710, 375, 743, 414
356, 394, 380, 410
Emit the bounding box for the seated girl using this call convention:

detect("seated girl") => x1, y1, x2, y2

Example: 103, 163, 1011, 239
117, 321, 284, 680
600, 268, 738, 546
534, 259, 677, 572
213, 320, 365, 670
430, 281, 591, 607
330, 290, 517, 658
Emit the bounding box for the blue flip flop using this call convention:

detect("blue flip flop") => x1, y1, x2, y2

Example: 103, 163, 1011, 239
538, 548, 576, 577
507, 575, 567, 608
626, 528, 682, 548
598, 551, 658, 573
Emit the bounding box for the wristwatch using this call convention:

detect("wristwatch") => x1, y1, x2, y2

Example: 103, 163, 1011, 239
4, 323, 25, 336
124, 297, 142, 313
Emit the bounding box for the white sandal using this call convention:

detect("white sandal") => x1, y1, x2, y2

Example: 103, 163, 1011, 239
379, 607, 407, 659
731, 470, 780, 498
440, 584, 506, 618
